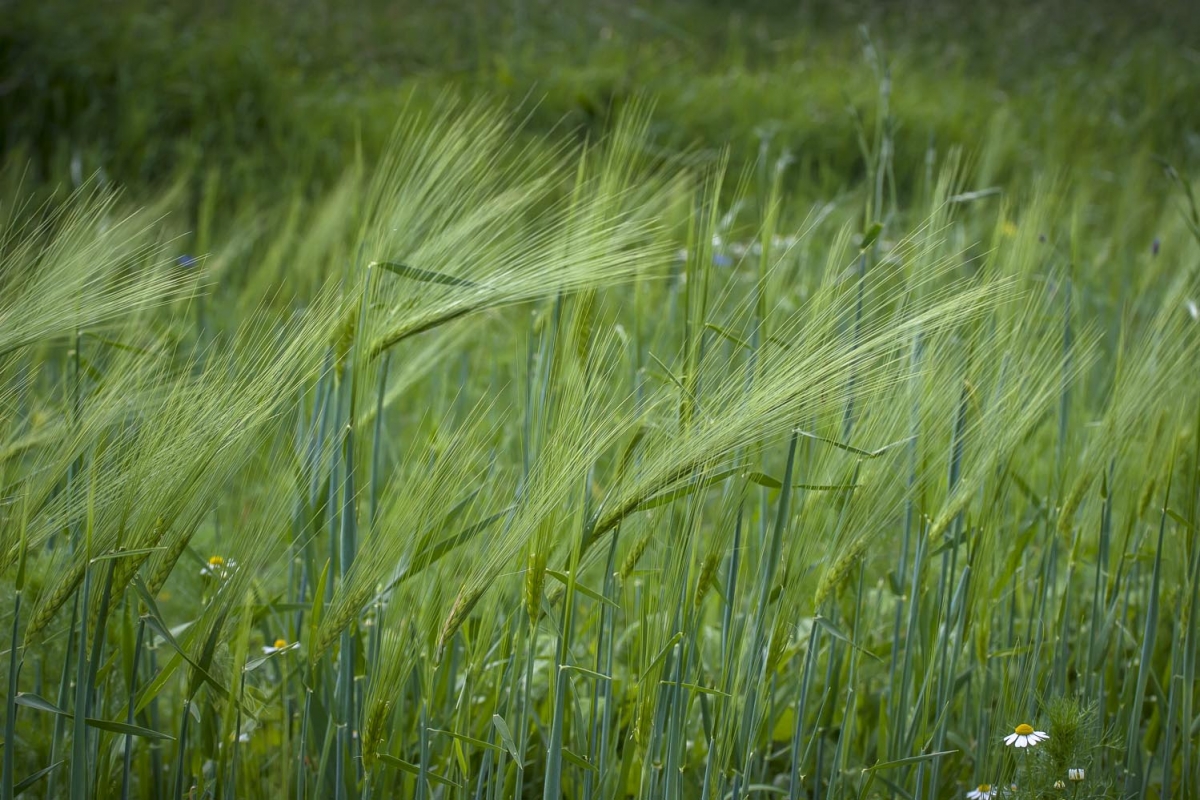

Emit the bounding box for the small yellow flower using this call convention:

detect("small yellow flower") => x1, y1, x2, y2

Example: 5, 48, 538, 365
967, 785, 995, 800
262, 638, 291, 655
200, 555, 236, 579
1004, 722, 1048, 748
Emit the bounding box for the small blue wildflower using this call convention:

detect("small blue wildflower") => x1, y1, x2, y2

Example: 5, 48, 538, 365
177, 254, 198, 269
713, 253, 733, 268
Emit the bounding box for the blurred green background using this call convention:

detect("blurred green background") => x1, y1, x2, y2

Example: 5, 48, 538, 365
5, 0, 1197, 211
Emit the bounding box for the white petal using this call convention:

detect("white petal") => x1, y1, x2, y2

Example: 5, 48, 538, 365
1004, 733, 1017, 745
1015, 737, 1028, 747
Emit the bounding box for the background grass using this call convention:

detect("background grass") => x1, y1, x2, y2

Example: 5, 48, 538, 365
1, 1, 1199, 798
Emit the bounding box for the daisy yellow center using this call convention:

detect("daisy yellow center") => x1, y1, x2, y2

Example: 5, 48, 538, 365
1014, 723, 1034, 735
274, 639, 287, 649
978, 785, 991, 791
208, 555, 225, 566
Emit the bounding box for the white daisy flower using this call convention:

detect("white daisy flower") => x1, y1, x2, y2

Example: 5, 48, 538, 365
966, 784, 996, 799
1069, 768, 1084, 781
1004, 723, 1048, 748
1054, 780, 1066, 789
200, 555, 237, 580
261, 638, 290, 655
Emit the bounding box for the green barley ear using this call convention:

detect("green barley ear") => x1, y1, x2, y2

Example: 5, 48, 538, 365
633, 691, 656, 751
1057, 469, 1093, 535
813, 538, 867, 608
619, 529, 653, 585
86, 517, 169, 643
572, 289, 597, 365
25, 559, 85, 641
145, 525, 196, 597
436, 585, 484, 664
334, 304, 359, 374
693, 551, 721, 610
316, 586, 372, 660
1136, 476, 1157, 519
765, 617, 792, 676
524, 550, 546, 623
110, 517, 167, 597
361, 696, 393, 771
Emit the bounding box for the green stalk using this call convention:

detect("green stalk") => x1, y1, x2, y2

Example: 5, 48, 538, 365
829, 564, 867, 800
120, 619, 146, 800
1179, 404, 1200, 797
542, 568, 578, 800
173, 700, 191, 800
230, 671, 246, 800
1086, 464, 1114, 697
1180, 529, 1200, 797
721, 507, 743, 678
1161, 630, 1181, 800
337, 428, 357, 799
897, 524, 926, 757
888, 334, 923, 759
1124, 459, 1172, 796
84, 559, 115, 760
417, 700, 429, 800
586, 529, 621, 800
1, 591, 21, 800
739, 431, 799, 779
46, 597, 76, 800
297, 688, 312, 799
661, 568, 691, 800
930, 566, 970, 795
70, 570, 92, 799
1057, 271, 1073, 474
369, 352, 390, 525
788, 620, 820, 800
511, 622, 536, 800
928, 379, 969, 792
840, 250, 867, 439
145, 636, 164, 796
281, 651, 293, 800
315, 706, 337, 799
2, 501, 28, 800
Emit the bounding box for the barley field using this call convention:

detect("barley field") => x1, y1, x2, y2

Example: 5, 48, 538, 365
1, 2, 1199, 798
